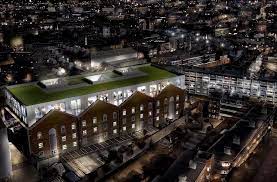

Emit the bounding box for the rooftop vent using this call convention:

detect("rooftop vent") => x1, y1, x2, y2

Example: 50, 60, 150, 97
233, 135, 240, 145
249, 121, 256, 128
224, 146, 232, 155
189, 160, 197, 170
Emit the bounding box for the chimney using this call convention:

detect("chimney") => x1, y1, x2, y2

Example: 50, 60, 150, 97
249, 121, 256, 128
233, 135, 240, 145
189, 160, 197, 170
224, 146, 232, 155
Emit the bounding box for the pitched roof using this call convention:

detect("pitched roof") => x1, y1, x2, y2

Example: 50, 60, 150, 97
156, 84, 185, 99
29, 110, 77, 130
120, 91, 153, 107
79, 99, 118, 117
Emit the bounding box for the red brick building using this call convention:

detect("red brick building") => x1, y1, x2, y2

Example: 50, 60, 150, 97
119, 91, 154, 134
27, 85, 186, 159
29, 110, 78, 159
78, 100, 119, 145
155, 84, 185, 127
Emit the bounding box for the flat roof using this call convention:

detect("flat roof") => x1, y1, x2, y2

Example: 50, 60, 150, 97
7, 65, 177, 106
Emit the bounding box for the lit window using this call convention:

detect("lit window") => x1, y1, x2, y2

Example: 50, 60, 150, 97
72, 123, 76, 130
176, 95, 179, 101
73, 141, 77, 147
93, 117, 97, 124
113, 129, 117, 134
140, 114, 144, 119
72, 133, 77, 139
37, 132, 42, 140
93, 127, 98, 133
140, 104, 144, 111
123, 126, 127, 131
157, 109, 160, 114
62, 136, 66, 142
82, 120, 86, 127
149, 111, 152, 116
123, 109, 126, 116
113, 121, 117, 127
132, 123, 135, 129
132, 107, 135, 114
156, 116, 159, 121
176, 103, 179, 109
38, 142, 43, 149
176, 110, 179, 115
62, 145, 67, 150
83, 130, 87, 136
103, 114, 107, 121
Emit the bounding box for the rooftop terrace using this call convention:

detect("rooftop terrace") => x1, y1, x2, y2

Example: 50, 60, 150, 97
7, 65, 177, 106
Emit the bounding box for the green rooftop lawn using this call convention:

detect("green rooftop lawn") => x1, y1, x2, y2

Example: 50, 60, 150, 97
8, 66, 176, 106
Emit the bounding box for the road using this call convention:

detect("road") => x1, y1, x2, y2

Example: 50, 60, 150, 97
228, 136, 274, 182
253, 137, 277, 182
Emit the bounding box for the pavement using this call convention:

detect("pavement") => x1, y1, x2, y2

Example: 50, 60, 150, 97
9, 143, 39, 182
62, 131, 144, 177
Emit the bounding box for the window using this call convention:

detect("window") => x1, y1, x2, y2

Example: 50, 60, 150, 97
131, 116, 135, 122
73, 141, 77, 147
62, 136, 66, 142
156, 116, 159, 121
123, 109, 126, 116
103, 114, 107, 122
72, 133, 77, 139
176, 95, 179, 101
176, 110, 179, 115
102, 123, 108, 130
93, 127, 98, 133
132, 107, 135, 114
88, 96, 97, 105
140, 104, 144, 111
123, 126, 127, 131
113, 121, 117, 127
164, 98, 168, 104
70, 99, 81, 115
93, 117, 97, 124
132, 123, 136, 129
176, 103, 179, 109
156, 100, 160, 107
72, 123, 76, 130
156, 109, 160, 114
113, 129, 117, 134
71, 99, 81, 109
164, 114, 168, 118
122, 118, 126, 125
113, 112, 117, 120
148, 102, 153, 109
82, 120, 86, 127
149, 111, 152, 116
83, 130, 87, 136
37, 132, 42, 140
38, 142, 43, 149
62, 145, 67, 150
61, 125, 66, 134
140, 114, 144, 119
